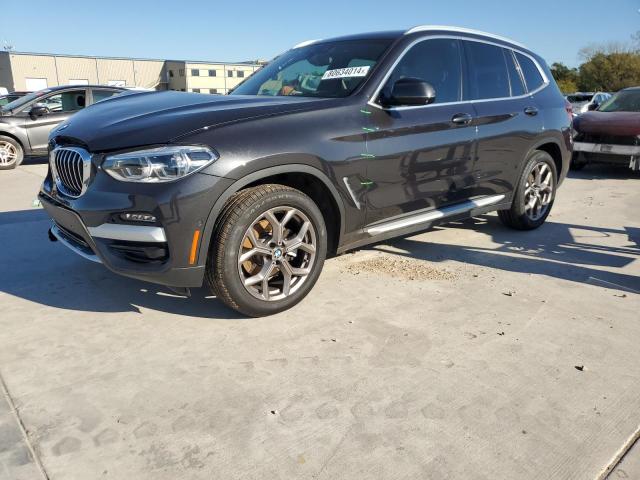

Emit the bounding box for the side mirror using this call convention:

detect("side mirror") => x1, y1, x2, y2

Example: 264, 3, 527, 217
588, 102, 599, 111
29, 105, 49, 118
383, 78, 436, 107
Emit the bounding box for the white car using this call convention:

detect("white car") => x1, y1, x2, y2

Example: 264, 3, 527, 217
566, 92, 612, 116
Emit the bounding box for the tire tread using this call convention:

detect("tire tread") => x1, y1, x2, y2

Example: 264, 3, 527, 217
204, 184, 300, 314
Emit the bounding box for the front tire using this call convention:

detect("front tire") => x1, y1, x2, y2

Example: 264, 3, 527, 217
205, 184, 327, 317
0, 135, 24, 170
498, 150, 557, 230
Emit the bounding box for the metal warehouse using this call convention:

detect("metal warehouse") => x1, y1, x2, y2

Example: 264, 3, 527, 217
0, 51, 263, 94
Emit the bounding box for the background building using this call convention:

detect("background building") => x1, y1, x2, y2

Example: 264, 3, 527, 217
0, 51, 263, 94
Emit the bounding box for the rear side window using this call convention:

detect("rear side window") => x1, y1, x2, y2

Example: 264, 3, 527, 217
515, 52, 545, 92
463, 41, 510, 100
504, 49, 526, 97
383, 38, 462, 104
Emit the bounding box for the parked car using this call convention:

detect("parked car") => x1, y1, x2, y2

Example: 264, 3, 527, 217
566, 92, 612, 117
40, 26, 571, 316
572, 87, 640, 171
0, 85, 126, 169
0, 91, 30, 107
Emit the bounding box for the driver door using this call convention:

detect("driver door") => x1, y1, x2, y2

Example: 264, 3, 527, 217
364, 38, 477, 226
24, 89, 87, 153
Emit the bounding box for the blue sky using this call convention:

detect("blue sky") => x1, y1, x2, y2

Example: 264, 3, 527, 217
1, 0, 639, 67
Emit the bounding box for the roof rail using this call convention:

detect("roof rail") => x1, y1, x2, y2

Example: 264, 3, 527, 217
405, 25, 528, 50
293, 39, 322, 49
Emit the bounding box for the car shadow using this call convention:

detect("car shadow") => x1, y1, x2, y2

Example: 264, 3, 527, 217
0, 208, 245, 319
369, 215, 640, 294
21, 155, 49, 166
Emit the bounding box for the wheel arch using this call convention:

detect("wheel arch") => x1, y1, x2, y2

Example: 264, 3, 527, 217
0, 131, 26, 152
197, 164, 346, 266
526, 137, 567, 185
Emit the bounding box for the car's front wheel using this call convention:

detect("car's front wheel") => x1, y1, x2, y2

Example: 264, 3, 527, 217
0, 135, 24, 170
206, 184, 327, 317
498, 150, 557, 230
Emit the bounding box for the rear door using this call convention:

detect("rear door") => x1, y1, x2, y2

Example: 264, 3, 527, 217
24, 88, 88, 152
364, 38, 477, 226
463, 41, 544, 197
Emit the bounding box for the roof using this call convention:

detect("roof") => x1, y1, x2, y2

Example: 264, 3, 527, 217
39, 85, 127, 92
405, 25, 528, 50
294, 30, 404, 48
294, 25, 530, 52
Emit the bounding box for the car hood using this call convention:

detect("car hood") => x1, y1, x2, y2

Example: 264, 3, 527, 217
574, 111, 640, 137
51, 91, 332, 152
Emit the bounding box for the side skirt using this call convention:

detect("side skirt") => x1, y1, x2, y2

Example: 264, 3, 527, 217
336, 195, 511, 254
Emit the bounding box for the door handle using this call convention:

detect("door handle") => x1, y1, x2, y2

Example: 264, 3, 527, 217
451, 113, 473, 125
524, 106, 539, 116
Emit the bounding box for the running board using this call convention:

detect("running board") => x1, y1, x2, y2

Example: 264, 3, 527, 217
365, 194, 506, 236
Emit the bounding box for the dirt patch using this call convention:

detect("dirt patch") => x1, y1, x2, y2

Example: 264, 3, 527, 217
344, 255, 458, 281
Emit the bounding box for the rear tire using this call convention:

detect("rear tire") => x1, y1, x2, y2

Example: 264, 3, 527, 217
0, 135, 24, 170
205, 184, 327, 317
498, 150, 557, 230
570, 152, 587, 171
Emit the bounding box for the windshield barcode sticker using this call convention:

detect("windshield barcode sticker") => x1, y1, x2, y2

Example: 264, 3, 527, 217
321, 66, 370, 80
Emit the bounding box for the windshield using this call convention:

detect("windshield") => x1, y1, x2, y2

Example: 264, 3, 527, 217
230, 39, 393, 98
598, 90, 640, 112
1, 89, 50, 112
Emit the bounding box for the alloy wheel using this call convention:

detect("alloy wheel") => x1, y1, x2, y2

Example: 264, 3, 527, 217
0, 141, 18, 167
524, 161, 554, 221
237, 206, 317, 301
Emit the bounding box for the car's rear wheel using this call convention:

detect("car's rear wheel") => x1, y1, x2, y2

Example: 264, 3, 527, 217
206, 184, 327, 317
570, 152, 587, 171
0, 136, 24, 170
498, 150, 557, 230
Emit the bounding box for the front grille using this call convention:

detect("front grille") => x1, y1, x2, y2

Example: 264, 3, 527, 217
51, 147, 90, 197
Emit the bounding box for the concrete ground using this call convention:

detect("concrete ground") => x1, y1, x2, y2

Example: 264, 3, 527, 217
0, 159, 638, 480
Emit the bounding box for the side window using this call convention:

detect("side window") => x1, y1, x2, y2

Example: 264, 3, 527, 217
35, 90, 86, 112
515, 52, 545, 92
504, 49, 526, 97
463, 41, 510, 100
92, 89, 120, 103
383, 38, 462, 105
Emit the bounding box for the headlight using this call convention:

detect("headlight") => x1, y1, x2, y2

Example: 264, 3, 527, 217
102, 145, 218, 183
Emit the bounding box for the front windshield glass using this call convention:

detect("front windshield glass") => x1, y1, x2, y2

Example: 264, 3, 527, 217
1, 89, 50, 112
231, 39, 393, 98
598, 90, 640, 112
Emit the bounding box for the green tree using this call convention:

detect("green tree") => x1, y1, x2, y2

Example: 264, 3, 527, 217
578, 52, 640, 91
550, 62, 579, 93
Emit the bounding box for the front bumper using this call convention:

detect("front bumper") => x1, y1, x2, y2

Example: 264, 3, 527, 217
573, 141, 640, 156
40, 169, 234, 288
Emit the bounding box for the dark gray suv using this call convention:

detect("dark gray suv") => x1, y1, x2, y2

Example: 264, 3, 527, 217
39, 26, 572, 316
0, 85, 124, 169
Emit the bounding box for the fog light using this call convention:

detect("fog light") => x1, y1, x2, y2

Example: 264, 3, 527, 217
120, 213, 157, 223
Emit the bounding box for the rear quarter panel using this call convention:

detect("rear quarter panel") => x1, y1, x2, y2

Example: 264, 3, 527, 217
531, 62, 573, 184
